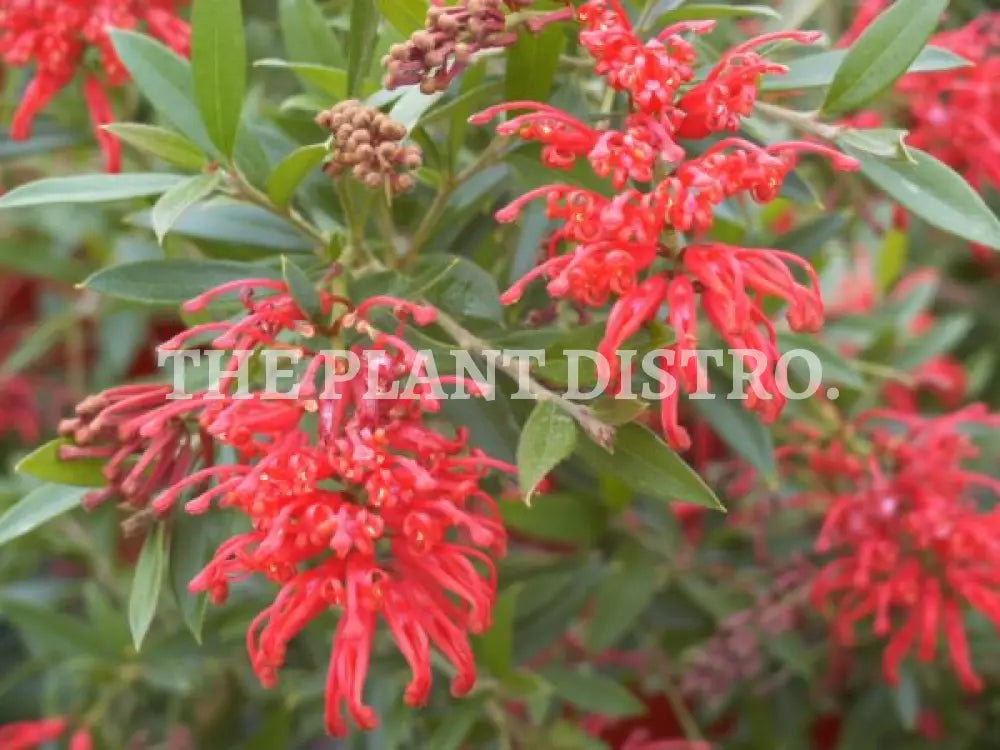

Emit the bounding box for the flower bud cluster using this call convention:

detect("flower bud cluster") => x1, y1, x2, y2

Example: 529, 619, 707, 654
316, 100, 423, 193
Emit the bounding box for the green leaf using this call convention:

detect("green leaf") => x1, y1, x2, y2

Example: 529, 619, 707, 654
575, 423, 725, 511
129, 523, 168, 651
0, 173, 184, 209
389, 87, 444, 134
475, 585, 520, 678
838, 128, 913, 161
690, 380, 777, 481
0, 484, 87, 548
845, 146, 1000, 251
267, 144, 328, 208
281, 256, 322, 322
151, 172, 221, 244
192, 0, 247, 156
763, 45, 970, 92
501, 492, 605, 545
84, 259, 282, 305
409, 255, 503, 320
585, 551, 666, 653
169, 511, 213, 643
540, 666, 645, 718
0, 600, 112, 659
279, 0, 342, 68
0, 310, 77, 377
505, 23, 565, 102
255, 59, 347, 99
378, 0, 427, 35
658, 3, 780, 22
516, 402, 578, 503
768, 211, 849, 258
104, 123, 207, 170
110, 29, 215, 154
876, 228, 908, 291
823, 0, 948, 116
347, 0, 379, 97
895, 314, 971, 370
128, 201, 314, 252
16, 440, 107, 488
427, 696, 486, 750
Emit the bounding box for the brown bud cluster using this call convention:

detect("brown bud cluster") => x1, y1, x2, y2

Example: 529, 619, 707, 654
315, 100, 422, 193
383, 0, 534, 93
681, 557, 815, 703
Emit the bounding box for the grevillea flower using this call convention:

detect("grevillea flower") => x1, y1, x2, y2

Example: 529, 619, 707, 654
469, 2, 859, 449
0, 719, 90, 750
0, 0, 190, 171
58, 277, 511, 736
809, 406, 1000, 692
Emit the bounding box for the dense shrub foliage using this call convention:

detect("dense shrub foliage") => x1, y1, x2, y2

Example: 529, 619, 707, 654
1, 0, 999, 748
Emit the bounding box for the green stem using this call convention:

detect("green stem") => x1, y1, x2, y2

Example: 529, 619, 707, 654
754, 101, 843, 141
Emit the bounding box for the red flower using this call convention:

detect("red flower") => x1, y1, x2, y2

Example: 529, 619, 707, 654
0, 0, 190, 171
810, 406, 1000, 692
59, 278, 512, 736
473, 12, 858, 449
0, 719, 69, 750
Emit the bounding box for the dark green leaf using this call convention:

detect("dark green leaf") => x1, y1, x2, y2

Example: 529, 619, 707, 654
84, 259, 282, 305
517, 402, 578, 502
763, 45, 969, 93
128, 201, 314, 252
151, 172, 221, 244
876, 228, 907, 291
389, 87, 444, 134
575, 424, 725, 511
268, 144, 328, 208
281, 256, 323, 322
16, 440, 107, 488
169, 511, 213, 643
690, 376, 777, 480
192, 0, 247, 156
427, 696, 486, 750
768, 211, 849, 258
129, 523, 168, 651
586, 553, 666, 652
893, 665, 920, 731
347, 0, 379, 97
410, 255, 503, 320
895, 314, 971, 370
845, 146, 1000, 250
0, 173, 184, 209
0, 311, 77, 377
476, 585, 519, 678
110, 29, 215, 153
505, 23, 565, 102
0, 600, 112, 659
779, 332, 866, 389
279, 0, 342, 68
378, 0, 427, 35
823, 0, 948, 116
540, 666, 645, 717
501, 492, 605, 545
0, 484, 87, 548
104, 123, 207, 170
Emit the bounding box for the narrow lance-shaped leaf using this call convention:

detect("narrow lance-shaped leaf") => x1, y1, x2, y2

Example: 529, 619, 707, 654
279, 0, 342, 68
0, 174, 185, 209
129, 522, 168, 651
255, 59, 347, 100
516, 402, 578, 503
844, 145, 1000, 251
378, 0, 427, 35
0, 484, 88, 548
347, 0, 380, 97
104, 124, 207, 171
281, 256, 323, 322
151, 172, 222, 244
109, 29, 215, 154
267, 144, 328, 208
822, 0, 949, 116
192, 0, 247, 156
16, 439, 107, 488
505, 22, 565, 102
84, 259, 283, 305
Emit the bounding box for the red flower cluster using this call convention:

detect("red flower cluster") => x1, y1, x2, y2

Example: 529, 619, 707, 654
472, 1, 859, 449
0, 719, 91, 750
0, 0, 190, 171
60, 278, 511, 736
808, 406, 1000, 692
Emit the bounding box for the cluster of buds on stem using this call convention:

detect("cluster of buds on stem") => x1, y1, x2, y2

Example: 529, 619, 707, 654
316, 100, 423, 193
384, 0, 539, 92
